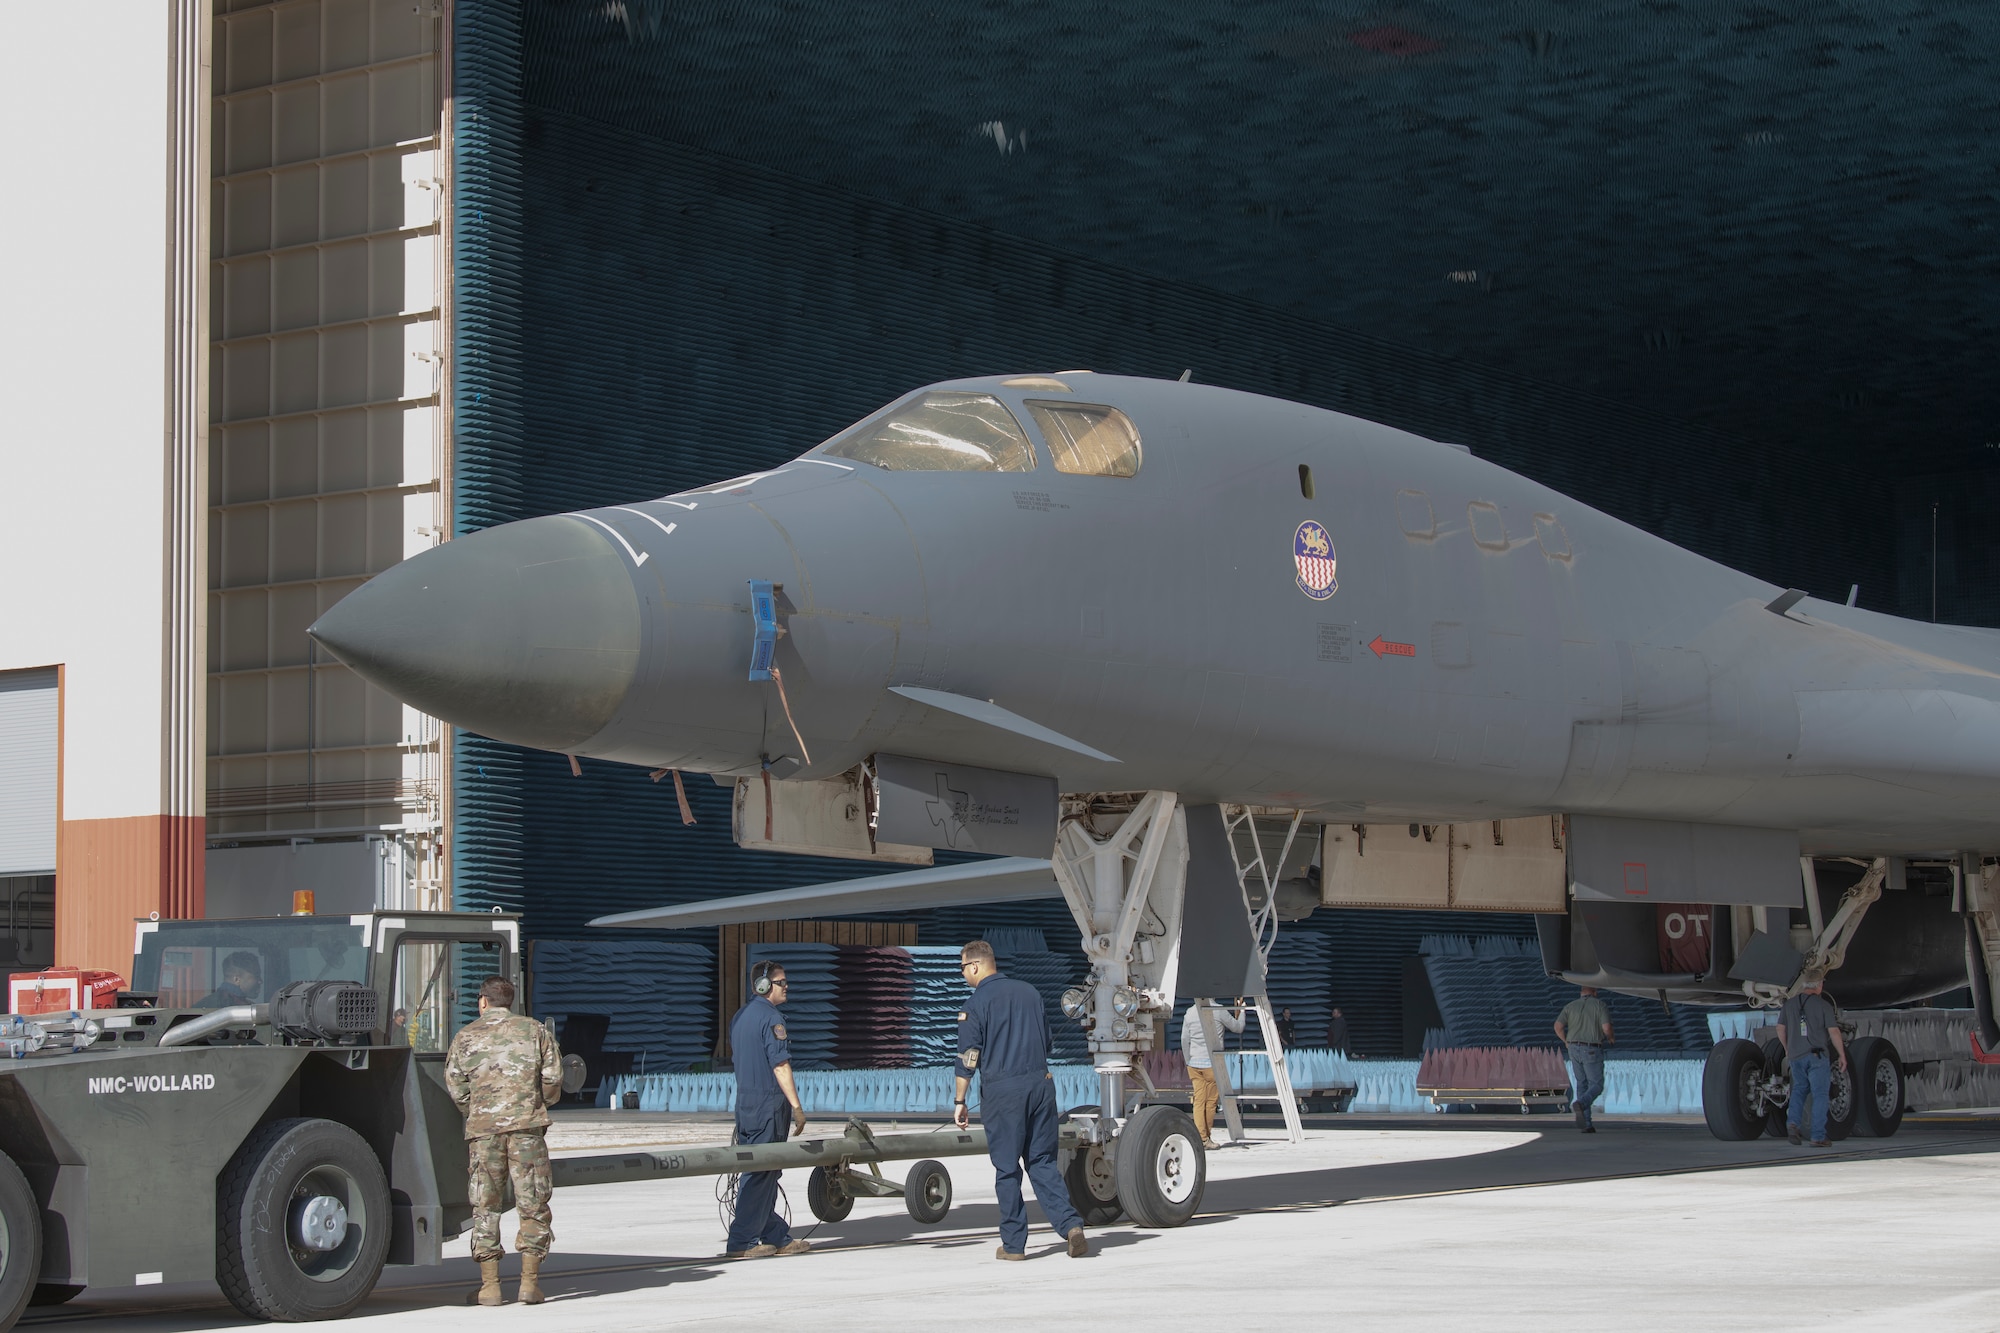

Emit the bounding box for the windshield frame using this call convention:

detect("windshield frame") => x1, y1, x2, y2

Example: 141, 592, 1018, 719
131, 917, 370, 1006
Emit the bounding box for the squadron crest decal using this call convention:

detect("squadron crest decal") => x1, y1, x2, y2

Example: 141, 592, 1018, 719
1294, 520, 1338, 601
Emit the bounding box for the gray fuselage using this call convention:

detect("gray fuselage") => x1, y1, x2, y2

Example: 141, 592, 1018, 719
310, 373, 2000, 856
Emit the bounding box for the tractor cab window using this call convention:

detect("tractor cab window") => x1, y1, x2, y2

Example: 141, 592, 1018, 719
133, 918, 369, 1008
1024, 402, 1142, 477
390, 935, 507, 1053
822, 392, 1037, 473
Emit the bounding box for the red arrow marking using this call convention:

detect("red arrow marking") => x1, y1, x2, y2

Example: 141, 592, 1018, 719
1369, 635, 1416, 658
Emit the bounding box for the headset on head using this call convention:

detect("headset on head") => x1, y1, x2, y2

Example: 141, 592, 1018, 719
751, 960, 782, 997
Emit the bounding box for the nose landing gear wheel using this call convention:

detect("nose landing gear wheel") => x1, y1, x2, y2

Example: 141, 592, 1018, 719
1112, 1104, 1205, 1229
1061, 1140, 1122, 1226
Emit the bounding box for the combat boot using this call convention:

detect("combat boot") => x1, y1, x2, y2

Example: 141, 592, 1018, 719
471, 1257, 504, 1306
518, 1252, 545, 1305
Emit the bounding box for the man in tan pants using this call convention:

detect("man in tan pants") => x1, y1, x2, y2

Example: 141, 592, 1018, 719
1180, 998, 1246, 1149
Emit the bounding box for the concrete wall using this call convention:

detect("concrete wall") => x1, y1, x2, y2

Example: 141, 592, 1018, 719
0, 2, 208, 972
205, 839, 407, 918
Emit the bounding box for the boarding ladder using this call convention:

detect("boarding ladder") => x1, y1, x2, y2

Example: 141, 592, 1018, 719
1199, 807, 1306, 1145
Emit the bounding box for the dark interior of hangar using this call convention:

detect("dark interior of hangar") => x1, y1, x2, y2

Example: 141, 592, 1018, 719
448, 2, 2000, 1031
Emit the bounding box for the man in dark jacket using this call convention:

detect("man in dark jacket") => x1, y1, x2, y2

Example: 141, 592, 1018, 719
954, 940, 1088, 1261
726, 960, 812, 1258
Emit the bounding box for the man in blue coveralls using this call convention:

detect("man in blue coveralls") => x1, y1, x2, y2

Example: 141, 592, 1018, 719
725, 960, 812, 1258
953, 940, 1090, 1261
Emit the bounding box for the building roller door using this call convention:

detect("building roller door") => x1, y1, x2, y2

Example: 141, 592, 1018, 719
0, 669, 57, 876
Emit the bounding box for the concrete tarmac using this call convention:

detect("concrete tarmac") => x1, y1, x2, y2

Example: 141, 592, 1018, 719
31, 1111, 2000, 1331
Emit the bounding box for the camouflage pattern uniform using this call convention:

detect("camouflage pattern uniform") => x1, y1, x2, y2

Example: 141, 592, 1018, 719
445, 1008, 564, 1261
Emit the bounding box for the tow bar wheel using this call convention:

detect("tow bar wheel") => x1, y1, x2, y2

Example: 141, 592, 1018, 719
903, 1160, 953, 1225
1112, 1105, 1205, 1229
217, 1118, 391, 1321
805, 1166, 854, 1224
0, 1150, 42, 1331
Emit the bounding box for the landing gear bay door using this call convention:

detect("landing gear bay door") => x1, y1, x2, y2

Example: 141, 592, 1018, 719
872, 755, 1059, 859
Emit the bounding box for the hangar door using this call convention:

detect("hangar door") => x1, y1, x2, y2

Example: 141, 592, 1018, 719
0, 669, 57, 875
0, 669, 58, 972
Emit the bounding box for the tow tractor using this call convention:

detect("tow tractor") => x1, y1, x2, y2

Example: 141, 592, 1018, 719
0, 911, 996, 1328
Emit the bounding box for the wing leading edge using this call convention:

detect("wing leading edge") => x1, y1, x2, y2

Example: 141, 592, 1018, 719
587, 855, 1060, 929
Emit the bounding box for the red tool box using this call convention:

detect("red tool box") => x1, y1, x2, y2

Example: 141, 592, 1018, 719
8, 968, 126, 1015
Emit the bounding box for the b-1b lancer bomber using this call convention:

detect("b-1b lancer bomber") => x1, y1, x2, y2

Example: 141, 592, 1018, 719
313, 373, 2000, 1184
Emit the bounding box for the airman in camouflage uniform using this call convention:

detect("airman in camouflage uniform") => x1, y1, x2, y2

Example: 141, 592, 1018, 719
445, 976, 563, 1307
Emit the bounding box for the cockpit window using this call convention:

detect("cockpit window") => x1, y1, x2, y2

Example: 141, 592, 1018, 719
822, 392, 1037, 473
1024, 402, 1142, 478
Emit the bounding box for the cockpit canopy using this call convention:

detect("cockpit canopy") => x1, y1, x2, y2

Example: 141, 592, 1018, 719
821, 387, 1142, 478
1025, 400, 1141, 478
824, 391, 1036, 472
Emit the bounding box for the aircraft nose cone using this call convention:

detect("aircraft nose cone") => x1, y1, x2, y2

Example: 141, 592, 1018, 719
308, 516, 641, 752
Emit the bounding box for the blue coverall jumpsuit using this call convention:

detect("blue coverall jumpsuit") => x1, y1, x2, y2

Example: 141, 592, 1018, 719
727, 995, 797, 1253
958, 972, 1085, 1255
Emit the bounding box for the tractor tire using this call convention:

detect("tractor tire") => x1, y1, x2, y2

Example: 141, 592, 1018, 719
216, 1118, 391, 1322
1702, 1039, 1768, 1141
1112, 1105, 1205, 1229
902, 1160, 952, 1225
805, 1166, 854, 1223
0, 1150, 41, 1331
1848, 1036, 1906, 1138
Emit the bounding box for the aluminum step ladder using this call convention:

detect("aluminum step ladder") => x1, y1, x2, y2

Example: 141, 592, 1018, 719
1196, 996, 1303, 1145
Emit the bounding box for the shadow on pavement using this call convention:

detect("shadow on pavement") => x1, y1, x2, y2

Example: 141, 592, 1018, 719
31, 1121, 1999, 1324
23, 1254, 725, 1328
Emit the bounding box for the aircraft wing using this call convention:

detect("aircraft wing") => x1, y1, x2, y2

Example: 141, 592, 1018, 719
587, 856, 1060, 929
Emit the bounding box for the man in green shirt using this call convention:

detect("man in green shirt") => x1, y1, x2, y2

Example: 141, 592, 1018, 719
1554, 986, 1614, 1133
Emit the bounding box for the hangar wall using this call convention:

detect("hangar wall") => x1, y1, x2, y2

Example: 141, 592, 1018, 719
205, 0, 450, 905
0, 0, 209, 973
446, 2, 1908, 940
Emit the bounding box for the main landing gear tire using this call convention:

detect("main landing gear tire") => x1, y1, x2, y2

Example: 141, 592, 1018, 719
1848, 1037, 1905, 1138
1824, 1057, 1858, 1142
1112, 1105, 1205, 1229
903, 1160, 952, 1225
1761, 1041, 1792, 1138
216, 1118, 391, 1322
1060, 1141, 1123, 1227
806, 1167, 853, 1224
1702, 1039, 1768, 1141
0, 1150, 42, 1331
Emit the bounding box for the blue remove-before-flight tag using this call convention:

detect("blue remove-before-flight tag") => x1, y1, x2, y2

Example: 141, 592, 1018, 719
747, 579, 778, 681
